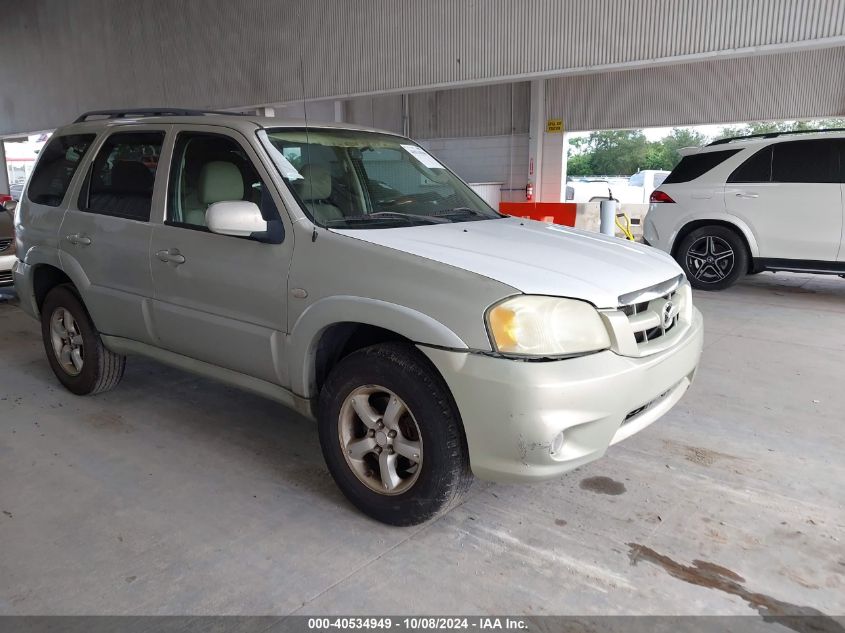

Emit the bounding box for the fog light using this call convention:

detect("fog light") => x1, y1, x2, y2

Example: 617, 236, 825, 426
550, 431, 565, 456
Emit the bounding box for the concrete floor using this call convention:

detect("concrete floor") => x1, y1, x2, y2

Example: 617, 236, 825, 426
0, 273, 843, 616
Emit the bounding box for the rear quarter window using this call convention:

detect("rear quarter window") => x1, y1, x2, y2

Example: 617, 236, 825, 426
27, 134, 96, 207
663, 149, 741, 184
727, 146, 772, 183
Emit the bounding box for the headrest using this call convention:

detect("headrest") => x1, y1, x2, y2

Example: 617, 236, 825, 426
111, 161, 154, 194
199, 161, 244, 205
293, 164, 332, 201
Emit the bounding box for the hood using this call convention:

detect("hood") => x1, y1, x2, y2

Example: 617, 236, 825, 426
334, 217, 683, 309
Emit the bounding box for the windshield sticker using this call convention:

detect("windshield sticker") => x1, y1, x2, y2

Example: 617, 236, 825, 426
275, 154, 303, 181
401, 144, 443, 169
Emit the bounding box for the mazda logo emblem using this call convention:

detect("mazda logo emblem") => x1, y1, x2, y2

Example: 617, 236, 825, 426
662, 301, 675, 328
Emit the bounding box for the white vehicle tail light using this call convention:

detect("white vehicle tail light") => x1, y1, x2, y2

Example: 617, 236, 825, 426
650, 190, 675, 203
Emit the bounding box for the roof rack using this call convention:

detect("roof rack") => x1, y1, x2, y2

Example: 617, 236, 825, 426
73, 108, 246, 123
707, 127, 845, 146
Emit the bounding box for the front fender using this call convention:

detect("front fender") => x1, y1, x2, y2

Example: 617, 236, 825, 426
288, 295, 467, 397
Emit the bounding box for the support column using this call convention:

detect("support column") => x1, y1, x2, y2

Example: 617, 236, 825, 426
540, 131, 570, 202
0, 142, 9, 196
255, 106, 275, 117
334, 100, 346, 123
527, 80, 544, 200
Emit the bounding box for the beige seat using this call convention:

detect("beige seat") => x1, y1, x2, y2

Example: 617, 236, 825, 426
292, 165, 343, 224
184, 161, 244, 226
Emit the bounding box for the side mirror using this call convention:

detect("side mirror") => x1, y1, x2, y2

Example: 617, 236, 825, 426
2, 199, 16, 213
206, 201, 267, 238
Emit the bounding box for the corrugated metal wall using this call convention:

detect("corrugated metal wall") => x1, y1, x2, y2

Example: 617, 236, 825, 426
2, 0, 845, 134
545, 46, 845, 131
408, 83, 529, 139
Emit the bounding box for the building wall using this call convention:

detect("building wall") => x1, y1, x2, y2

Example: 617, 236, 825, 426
3, 0, 844, 135
419, 135, 529, 201
409, 83, 529, 139
546, 46, 845, 132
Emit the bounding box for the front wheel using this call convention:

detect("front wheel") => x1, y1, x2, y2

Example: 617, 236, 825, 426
676, 226, 748, 291
318, 342, 473, 525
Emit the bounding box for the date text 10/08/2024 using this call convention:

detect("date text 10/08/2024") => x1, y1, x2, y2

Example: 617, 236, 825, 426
307, 618, 528, 630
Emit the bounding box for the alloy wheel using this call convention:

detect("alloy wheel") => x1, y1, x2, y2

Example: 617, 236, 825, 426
686, 235, 735, 284
338, 385, 423, 495
49, 307, 84, 376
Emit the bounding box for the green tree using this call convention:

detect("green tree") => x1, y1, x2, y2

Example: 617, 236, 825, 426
660, 128, 707, 168
585, 130, 650, 175
715, 118, 845, 140
566, 152, 594, 176
567, 119, 845, 177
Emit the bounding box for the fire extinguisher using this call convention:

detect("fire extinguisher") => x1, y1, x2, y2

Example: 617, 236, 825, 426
525, 182, 534, 201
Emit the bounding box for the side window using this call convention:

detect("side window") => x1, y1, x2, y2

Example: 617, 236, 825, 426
664, 149, 741, 184
771, 139, 838, 183
27, 134, 95, 207
628, 172, 645, 187
167, 132, 280, 230
727, 146, 772, 183
79, 131, 165, 221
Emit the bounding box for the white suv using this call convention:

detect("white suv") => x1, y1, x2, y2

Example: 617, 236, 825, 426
12, 109, 703, 525
644, 130, 845, 290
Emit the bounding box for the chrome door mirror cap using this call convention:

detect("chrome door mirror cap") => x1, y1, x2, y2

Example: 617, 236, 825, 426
206, 201, 267, 238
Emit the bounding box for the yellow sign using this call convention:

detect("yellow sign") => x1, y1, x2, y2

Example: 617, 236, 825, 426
546, 119, 563, 133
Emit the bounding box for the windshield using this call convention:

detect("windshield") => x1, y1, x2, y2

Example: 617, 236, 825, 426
259, 128, 502, 229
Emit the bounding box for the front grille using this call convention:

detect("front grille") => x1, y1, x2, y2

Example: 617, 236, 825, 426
0, 271, 13, 285
0, 238, 12, 253
601, 276, 692, 358
620, 290, 680, 345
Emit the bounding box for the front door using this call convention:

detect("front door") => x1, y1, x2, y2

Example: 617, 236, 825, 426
59, 128, 167, 343
149, 126, 292, 386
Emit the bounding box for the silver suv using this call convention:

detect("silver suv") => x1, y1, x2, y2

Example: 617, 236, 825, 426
11, 109, 703, 525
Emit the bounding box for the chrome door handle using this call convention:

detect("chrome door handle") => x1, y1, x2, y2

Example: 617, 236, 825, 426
156, 249, 186, 265
66, 233, 92, 246
735, 192, 759, 199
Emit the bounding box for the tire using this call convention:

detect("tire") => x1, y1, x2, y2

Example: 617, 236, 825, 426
40, 285, 126, 395
318, 342, 473, 526
675, 225, 748, 291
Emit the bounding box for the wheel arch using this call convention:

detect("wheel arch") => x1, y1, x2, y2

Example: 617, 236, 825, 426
671, 218, 757, 272
32, 264, 76, 313
289, 296, 468, 399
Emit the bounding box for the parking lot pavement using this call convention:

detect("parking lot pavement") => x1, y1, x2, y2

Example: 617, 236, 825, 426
0, 274, 843, 616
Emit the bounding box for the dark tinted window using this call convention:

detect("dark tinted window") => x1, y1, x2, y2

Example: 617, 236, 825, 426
27, 134, 95, 207
663, 149, 740, 184
727, 146, 772, 183
79, 131, 165, 221
772, 139, 838, 183
167, 132, 280, 230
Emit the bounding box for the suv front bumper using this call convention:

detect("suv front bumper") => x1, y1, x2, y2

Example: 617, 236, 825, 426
420, 307, 703, 482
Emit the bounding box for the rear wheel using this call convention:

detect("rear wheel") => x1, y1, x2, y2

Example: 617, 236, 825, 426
40, 285, 126, 395
318, 342, 472, 525
676, 226, 748, 291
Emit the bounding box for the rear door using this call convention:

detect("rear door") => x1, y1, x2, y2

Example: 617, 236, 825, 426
59, 127, 167, 343
724, 139, 841, 261
148, 125, 292, 385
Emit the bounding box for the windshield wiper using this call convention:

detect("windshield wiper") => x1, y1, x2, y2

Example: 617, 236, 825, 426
323, 212, 447, 226
433, 207, 483, 217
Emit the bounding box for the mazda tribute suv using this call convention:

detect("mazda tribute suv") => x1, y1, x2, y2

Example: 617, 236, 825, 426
11, 109, 703, 525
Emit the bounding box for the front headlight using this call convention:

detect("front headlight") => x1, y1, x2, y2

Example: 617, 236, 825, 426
486, 296, 611, 357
